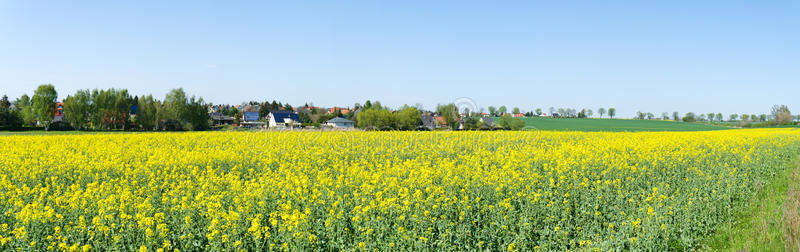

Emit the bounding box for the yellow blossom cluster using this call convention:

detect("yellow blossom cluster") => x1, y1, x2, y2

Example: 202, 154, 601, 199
1, 129, 799, 250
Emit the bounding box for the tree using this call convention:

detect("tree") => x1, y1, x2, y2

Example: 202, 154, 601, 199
636, 111, 645, 120
647, 112, 654, 120
549, 107, 556, 115
0, 95, 22, 128
183, 96, 210, 130
683, 112, 696, 122
598, 108, 606, 118
771, 105, 792, 124
715, 113, 723, 122
707, 113, 715, 122
608, 108, 616, 119
535, 108, 542, 116
394, 106, 422, 130
90, 88, 131, 130
358, 105, 394, 130
32, 84, 58, 130
512, 107, 521, 115
498, 106, 507, 116
488, 106, 497, 117
662, 112, 669, 120
741, 114, 750, 122
14, 94, 35, 126
135, 95, 159, 130
586, 109, 593, 118
672, 112, 680, 121
729, 114, 738, 122
164, 88, 188, 120
63, 89, 92, 130
436, 103, 460, 130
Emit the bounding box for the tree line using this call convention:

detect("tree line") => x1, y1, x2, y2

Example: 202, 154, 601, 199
0, 84, 209, 131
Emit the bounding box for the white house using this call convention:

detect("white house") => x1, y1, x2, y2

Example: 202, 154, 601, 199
324, 117, 355, 128
268, 110, 301, 128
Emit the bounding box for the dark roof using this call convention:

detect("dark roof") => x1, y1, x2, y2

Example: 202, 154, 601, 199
326, 117, 354, 123
481, 117, 495, 125
421, 115, 435, 127
270, 110, 300, 123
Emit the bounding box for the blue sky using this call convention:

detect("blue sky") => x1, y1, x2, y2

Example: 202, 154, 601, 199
1, 1, 798, 117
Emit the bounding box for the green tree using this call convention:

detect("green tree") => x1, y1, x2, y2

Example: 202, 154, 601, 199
608, 108, 616, 119
394, 106, 422, 130
63, 89, 92, 130
135, 95, 159, 130
715, 113, 723, 122
357, 106, 394, 130
707, 113, 715, 122
683, 112, 697, 122
535, 108, 542, 116
598, 108, 606, 118
498, 106, 507, 116
14, 94, 35, 126
184, 96, 210, 130
729, 114, 738, 122
164, 88, 188, 120
32, 84, 58, 130
673, 112, 680, 121
512, 107, 520, 114
0, 95, 22, 128
488, 106, 497, 117
436, 103, 459, 130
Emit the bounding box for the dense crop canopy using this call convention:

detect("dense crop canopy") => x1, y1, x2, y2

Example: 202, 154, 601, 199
1, 129, 799, 250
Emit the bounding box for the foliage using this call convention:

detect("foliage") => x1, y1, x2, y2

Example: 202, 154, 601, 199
357, 104, 394, 130
772, 105, 793, 125
48, 121, 74, 131
31, 84, 58, 129
683, 112, 697, 122
394, 106, 422, 130
608, 108, 616, 119
436, 104, 459, 130
63, 90, 92, 130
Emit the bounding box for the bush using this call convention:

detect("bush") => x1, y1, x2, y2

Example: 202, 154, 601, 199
48, 121, 74, 131
162, 119, 184, 131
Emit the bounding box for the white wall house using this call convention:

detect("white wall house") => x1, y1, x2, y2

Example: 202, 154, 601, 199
324, 117, 355, 128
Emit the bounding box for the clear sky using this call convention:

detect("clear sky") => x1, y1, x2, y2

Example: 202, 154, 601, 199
1, 1, 798, 117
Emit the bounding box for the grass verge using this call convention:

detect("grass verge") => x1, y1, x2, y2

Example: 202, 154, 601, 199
703, 156, 800, 251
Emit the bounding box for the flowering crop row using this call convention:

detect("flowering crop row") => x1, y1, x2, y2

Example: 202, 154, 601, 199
1, 129, 799, 251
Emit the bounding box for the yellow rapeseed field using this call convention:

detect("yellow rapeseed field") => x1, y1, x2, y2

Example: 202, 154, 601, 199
1, 129, 799, 251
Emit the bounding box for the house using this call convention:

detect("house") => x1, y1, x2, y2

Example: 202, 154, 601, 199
328, 107, 351, 115
512, 113, 525, 118
240, 111, 265, 128
421, 115, 436, 130
324, 117, 355, 128
268, 110, 301, 128
52, 102, 64, 122
479, 117, 496, 128
210, 112, 235, 125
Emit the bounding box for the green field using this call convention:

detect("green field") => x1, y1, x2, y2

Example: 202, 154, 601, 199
511, 117, 732, 132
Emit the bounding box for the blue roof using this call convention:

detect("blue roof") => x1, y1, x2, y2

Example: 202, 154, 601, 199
270, 110, 300, 123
